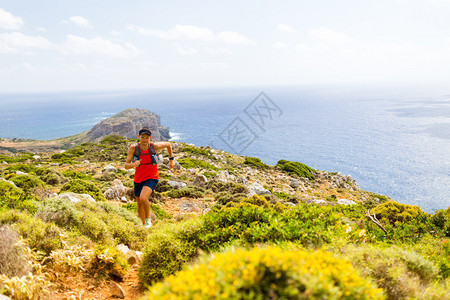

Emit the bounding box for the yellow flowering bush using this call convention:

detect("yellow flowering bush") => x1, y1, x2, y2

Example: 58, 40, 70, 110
146, 246, 384, 299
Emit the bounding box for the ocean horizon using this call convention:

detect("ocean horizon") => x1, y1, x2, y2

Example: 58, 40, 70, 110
1, 84, 449, 213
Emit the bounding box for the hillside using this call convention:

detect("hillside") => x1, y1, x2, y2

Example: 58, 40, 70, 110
0, 108, 170, 154
0, 136, 449, 299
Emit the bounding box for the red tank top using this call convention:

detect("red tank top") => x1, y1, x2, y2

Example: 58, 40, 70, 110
134, 147, 159, 183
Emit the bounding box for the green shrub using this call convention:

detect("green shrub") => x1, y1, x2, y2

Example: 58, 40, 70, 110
138, 219, 202, 285
0, 226, 31, 277
36, 197, 81, 228
5, 164, 42, 175
178, 158, 218, 171
431, 209, 450, 237
199, 198, 342, 251
38, 169, 66, 186
147, 246, 384, 299
10, 174, 45, 193
99, 171, 116, 182
65, 148, 85, 157
215, 191, 247, 206
154, 179, 172, 193
215, 191, 233, 205
0, 210, 63, 255
179, 145, 211, 157
89, 245, 128, 281
0, 153, 34, 163
0, 180, 39, 212
206, 181, 248, 194
100, 135, 128, 145
37, 197, 146, 248
202, 171, 216, 179
167, 186, 205, 199
342, 244, 446, 300
60, 179, 106, 201
276, 159, 316, 180
62, 170, 91, 180
150, 204, 172, 220
373, 201, 423, 225
243, 157, 270, 169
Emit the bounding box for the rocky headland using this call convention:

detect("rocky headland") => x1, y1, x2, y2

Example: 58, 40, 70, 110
0, 108, 169, 154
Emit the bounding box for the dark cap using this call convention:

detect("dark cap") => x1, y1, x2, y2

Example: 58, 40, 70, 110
138, 128, 152, 136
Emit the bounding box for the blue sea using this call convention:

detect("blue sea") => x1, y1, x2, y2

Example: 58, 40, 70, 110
0, 85, 449, 213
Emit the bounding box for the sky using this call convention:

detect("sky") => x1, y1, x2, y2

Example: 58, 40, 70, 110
1, 0, 450, 93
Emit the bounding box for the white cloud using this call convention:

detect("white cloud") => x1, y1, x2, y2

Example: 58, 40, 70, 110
217, 31, 254, 45
176, 45, 198, 55
310, 28, 354, 44
111, 30, 121, 36
272, 41, 288, 49
37, 27, 47, 32
128, 24, 215, 41
60, 34, 142, 57
69, 16, 91, 28
199, 62, 230, 69
128, 24, 254, 45
0, 32, 52, 54
0, 8, 24, 30
207, 47, 233, 54
278, 24, 295, 33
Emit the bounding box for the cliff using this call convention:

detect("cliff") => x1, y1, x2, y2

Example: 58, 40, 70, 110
84, 108, 171, 142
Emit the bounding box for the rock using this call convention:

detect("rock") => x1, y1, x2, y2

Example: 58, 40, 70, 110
104, 179, 127, 201
172, 159, 182, 170
284, 202, 296, 207
193, 175, 208, 185
83, 160, 90, 165
120, 196, 128, 203
337, 199, 357, 206
290, 179, 300, 189
159, 164, 170, 170
59, 193, 82, 203
128, 255, 137, 266
1, 161, 8, 165
236, 176, 248, 185
179, 202, 200, 212
247, 182, 271, 197
312, 199, 327, 205
0, 294, 11, 300
109, 281, 125, 299
214, 171, 229, 183
85, 108, 170, 142
103, 164, 117, 173
78, 194, 96, 202
168, 181, 187, 190
32, 155, 41, 160
116, 244, 130, 256
59, 192, 95, 203
135, 251, 143, 261
50, 163, 60, 166
16, 171, 28, 176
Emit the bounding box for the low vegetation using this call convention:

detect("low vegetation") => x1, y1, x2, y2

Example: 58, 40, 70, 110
0, 135, 448, 299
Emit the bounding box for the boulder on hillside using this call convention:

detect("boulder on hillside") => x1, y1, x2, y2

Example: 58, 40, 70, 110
193, 175, 208, 186
168, 181, 187, 190
104, 179, 127, 201
247, 182, 271, 197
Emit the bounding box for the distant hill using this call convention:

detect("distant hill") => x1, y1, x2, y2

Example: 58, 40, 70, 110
0, 108, 170, 153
